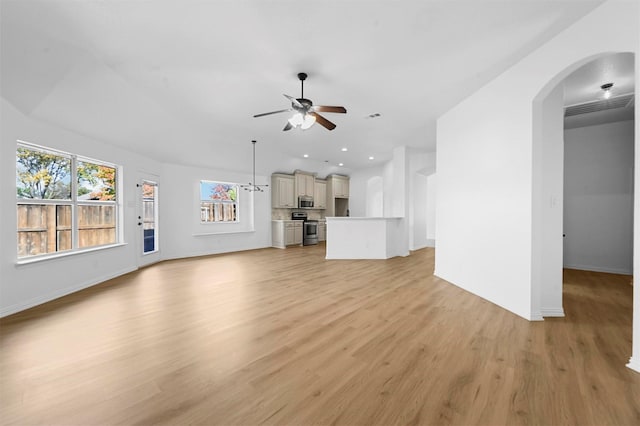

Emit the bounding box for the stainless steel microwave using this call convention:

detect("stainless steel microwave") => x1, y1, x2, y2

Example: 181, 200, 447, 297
298, 196, 314, 208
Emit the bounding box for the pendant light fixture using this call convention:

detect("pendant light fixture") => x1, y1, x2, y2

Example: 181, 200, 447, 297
240, 140, 269, 192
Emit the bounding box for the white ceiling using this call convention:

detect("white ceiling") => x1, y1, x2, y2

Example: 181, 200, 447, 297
563, 52, 635, 129
564, 52, 635, 106
1, 0, 607, 176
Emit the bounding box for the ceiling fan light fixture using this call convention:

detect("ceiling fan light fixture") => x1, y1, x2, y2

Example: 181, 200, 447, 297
301, 114, 316, 130
288, 113, 304, 127
288, 112, 316, 130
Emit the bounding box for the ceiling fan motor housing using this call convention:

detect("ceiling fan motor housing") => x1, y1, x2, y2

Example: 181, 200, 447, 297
294, 98, 313, 111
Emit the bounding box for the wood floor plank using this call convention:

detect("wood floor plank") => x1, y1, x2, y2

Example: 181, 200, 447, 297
1, 245, 639, 425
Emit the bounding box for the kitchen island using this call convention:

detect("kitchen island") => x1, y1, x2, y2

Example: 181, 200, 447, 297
325, 217, 409, 259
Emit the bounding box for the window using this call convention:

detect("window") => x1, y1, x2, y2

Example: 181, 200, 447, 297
16, 142, 119, 259
200, 180, 238, 223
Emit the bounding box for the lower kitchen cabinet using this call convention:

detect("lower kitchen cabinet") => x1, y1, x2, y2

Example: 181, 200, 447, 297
288, 222, 303, 245
272, 220, 303, 248
318, 221, 326, 242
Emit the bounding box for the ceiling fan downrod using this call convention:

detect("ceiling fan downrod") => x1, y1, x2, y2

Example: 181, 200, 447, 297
298, 72, 307, 99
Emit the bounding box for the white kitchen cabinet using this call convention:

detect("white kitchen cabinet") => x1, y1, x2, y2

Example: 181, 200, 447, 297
272, 221, 285, 248
272, 220, 303, 248
295, 222, 303, 244
333, 176, 349, 198
314, 180, 326, 209
325, 175, 350, 216
318, 221, 326, 242
271, 174, 295, 208
289, 221, 303, 245
285, 225, 295, 245
295, 172, 315, 198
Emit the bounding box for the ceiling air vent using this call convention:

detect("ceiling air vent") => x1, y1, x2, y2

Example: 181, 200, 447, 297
564, 93, 634, 117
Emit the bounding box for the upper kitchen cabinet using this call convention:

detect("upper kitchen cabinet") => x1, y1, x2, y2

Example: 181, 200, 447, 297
328, 175, 349, 198
295, 172, 315, 198
326, 175, 350, 217
314, 180, 327, 209
271, 174, 295, 208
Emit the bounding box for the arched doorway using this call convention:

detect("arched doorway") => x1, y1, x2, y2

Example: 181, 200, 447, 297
532, 51, 637, 371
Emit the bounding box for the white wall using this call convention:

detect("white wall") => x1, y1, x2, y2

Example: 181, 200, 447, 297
411, 173, 428, 250
563, 120, 634, 275
366, 176, 384, 217
632, 42, 640, 373
410, 149, 436, 250
0, 98, 272, 317
350, 147, 433, 252
161, 163, 271, 260
349, 164, 384, 217
426, 174, 436, 246
1, 98, 159, 316
532, 83, 565, 318
382, 161, 394, 217
436, 0, 638, 324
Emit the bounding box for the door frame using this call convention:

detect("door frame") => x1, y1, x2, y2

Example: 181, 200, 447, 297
137, 172, 161, 268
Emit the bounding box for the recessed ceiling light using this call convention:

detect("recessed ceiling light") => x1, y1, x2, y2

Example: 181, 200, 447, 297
369, 156, 375, 160
341, 147, 348, 152
303, 154, 309, 158
338, 163, 344, 167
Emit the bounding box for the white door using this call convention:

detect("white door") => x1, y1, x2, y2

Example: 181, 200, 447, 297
137, 176, 160, 267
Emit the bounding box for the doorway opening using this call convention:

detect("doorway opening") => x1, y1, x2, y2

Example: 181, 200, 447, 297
532, 51, 636, 371
562, 53, 634, 276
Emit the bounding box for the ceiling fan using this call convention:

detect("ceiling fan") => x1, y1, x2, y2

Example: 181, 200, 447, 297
254, 73, 347, 131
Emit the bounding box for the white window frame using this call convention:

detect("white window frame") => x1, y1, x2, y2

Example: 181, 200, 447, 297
199, 180, 240, 224
16, 140, 122, 262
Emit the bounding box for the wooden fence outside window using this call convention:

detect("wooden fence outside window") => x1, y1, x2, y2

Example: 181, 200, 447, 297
17, 204, 116, 257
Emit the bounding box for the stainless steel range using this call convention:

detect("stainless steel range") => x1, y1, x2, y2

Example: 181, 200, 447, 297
292, 212, 318, 246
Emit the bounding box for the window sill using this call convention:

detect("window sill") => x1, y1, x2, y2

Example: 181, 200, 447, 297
16, 243, 128, 266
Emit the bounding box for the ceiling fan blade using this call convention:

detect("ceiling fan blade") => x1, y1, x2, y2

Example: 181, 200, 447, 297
283, 121, 293, 131
309, 112, 336, 131
253, 109, 291, 118
313, 105, 347, 114
283, 94, 303, 108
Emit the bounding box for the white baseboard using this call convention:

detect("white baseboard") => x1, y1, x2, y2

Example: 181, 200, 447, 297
426, 239, 435, 248
541, 308, 565, 317
0, 266, 137, 318
530, 311, 544, 321
563, 263, 632, 275
627, 357, 640, 374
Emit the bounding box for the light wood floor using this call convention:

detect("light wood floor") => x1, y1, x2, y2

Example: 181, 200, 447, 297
1, 245, 639, 425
